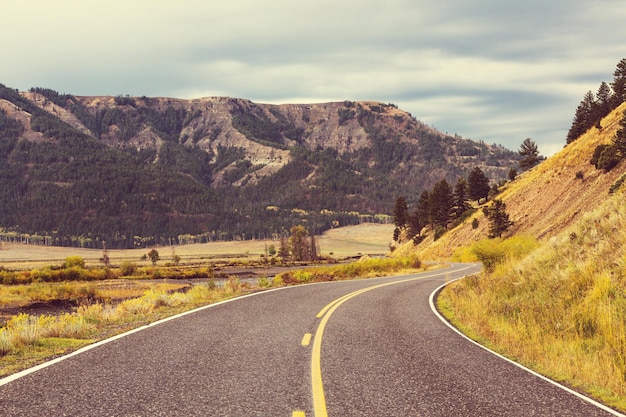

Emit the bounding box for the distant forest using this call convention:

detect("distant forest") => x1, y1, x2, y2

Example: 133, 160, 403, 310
0, 84, 520, 248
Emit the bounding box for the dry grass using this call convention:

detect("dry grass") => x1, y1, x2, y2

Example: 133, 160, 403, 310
438, 190, 626, 411
0, 279, 249, 375
411, 103, 626, 260
0, 223, 394, 270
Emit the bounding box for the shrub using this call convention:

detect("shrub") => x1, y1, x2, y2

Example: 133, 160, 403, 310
257, 276, 271, 288
119, 261, 137, 276
460, 236, 539, 272
64, 256, 85, 269
433, 226, 446, 241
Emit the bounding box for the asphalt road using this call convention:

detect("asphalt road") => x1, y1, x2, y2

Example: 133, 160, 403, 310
0, 263, 623, 416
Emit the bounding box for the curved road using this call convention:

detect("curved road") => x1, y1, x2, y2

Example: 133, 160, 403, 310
0, 263, 622, 416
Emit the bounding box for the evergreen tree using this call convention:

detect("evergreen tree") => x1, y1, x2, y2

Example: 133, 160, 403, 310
613, 109, 626, 157
594, 82, 613, 124
408, 190, 430, 243
518, 138, 540, 169
429, 179, 453, 228
566, 91, 595, 143
611, 58, 626, 107
452, 177, 470, 219
393, 196, 409, 229
483, 199, 512, 238
467, 167, 490, 203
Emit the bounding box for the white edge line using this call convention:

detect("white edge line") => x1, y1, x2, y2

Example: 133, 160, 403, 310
429, 275, 626, 417
0, 285, 291, 387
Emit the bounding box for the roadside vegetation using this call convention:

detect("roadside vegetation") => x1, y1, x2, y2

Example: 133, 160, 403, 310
438, 191, 626, 411
0, 276, 247, 377
0, 223, 417, 378
275, 254, 423, 284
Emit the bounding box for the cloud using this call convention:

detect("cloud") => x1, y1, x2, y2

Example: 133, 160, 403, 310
2, 0, 626, 155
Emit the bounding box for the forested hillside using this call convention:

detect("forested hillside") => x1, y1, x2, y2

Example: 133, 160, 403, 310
0, 83, 520, 248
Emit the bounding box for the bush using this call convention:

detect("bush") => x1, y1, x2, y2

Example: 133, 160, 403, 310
119, 261, 138, 276
458, 236, 539, 272
64, 256, 85, 269
433, 226, 446, 241
591, 144, 621, 171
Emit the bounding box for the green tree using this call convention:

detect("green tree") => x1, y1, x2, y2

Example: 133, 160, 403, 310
594, 82, 613, 124
613, 109, 626, 157
452, 177, 471, 219
611, 58, 626, 107
483, 199, 512, 238
408, 191, 430, 243
518, 138, 540, 169
566, 91, 595, 144
147, 249, 160, 266
393, 196, 409, 229
429, 179, 453, 228
467, 167, 490, 203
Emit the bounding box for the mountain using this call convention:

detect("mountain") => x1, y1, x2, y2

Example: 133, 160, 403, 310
0, 83, 520, 248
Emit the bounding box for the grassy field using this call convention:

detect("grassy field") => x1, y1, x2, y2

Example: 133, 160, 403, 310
438, 191, 626, 412
0, 223, 395, 270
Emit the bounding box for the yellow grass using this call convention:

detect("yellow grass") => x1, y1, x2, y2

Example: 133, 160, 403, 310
439, 190, 626, 412
0, 223, 394, 270
411, 103, 626, 260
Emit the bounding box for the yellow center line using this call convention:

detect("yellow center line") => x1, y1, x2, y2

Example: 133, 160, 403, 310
310, 265, 475, 417
301, 333, 312, 346
292, 411, 306, 417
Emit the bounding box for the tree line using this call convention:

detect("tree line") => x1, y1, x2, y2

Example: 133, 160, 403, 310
392, 166, 512, 244
563, 58, 626, 172
566, 58, 626, 144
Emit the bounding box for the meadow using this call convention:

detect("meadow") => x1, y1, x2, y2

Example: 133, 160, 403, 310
0, 223, 399, 376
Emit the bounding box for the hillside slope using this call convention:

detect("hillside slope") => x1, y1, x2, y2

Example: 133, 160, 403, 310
434, 108, 626, 411
412, 103, 626, 259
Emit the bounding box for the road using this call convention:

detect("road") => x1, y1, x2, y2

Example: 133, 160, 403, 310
0, 263, 622, 416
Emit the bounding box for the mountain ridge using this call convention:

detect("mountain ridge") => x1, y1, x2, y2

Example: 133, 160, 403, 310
0, 83, 521, 248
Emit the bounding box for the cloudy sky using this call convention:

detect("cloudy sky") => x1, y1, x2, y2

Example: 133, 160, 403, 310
3, 0, 626, 155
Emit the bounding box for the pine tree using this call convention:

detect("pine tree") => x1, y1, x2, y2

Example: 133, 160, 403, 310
408, 191, 430, 243
289, 225, 309, 261
429, 179, 453, 228
483, 199, 512, 238
566, 91, 595, 143
393, 196, 409, 229
310, 234, 318, 260
594, 82, 613, 124
467, 167, 490, 203
452, 177, 470, 219
518, 138, 540, 169
611, 58, 626, 107
612, 109, 626, 157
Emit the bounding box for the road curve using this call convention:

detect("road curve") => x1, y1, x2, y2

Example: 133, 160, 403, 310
0, 263, 622, 416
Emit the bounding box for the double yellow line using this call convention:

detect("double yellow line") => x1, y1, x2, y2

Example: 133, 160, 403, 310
297, 265, 473, 417
310, 277, 425, 417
